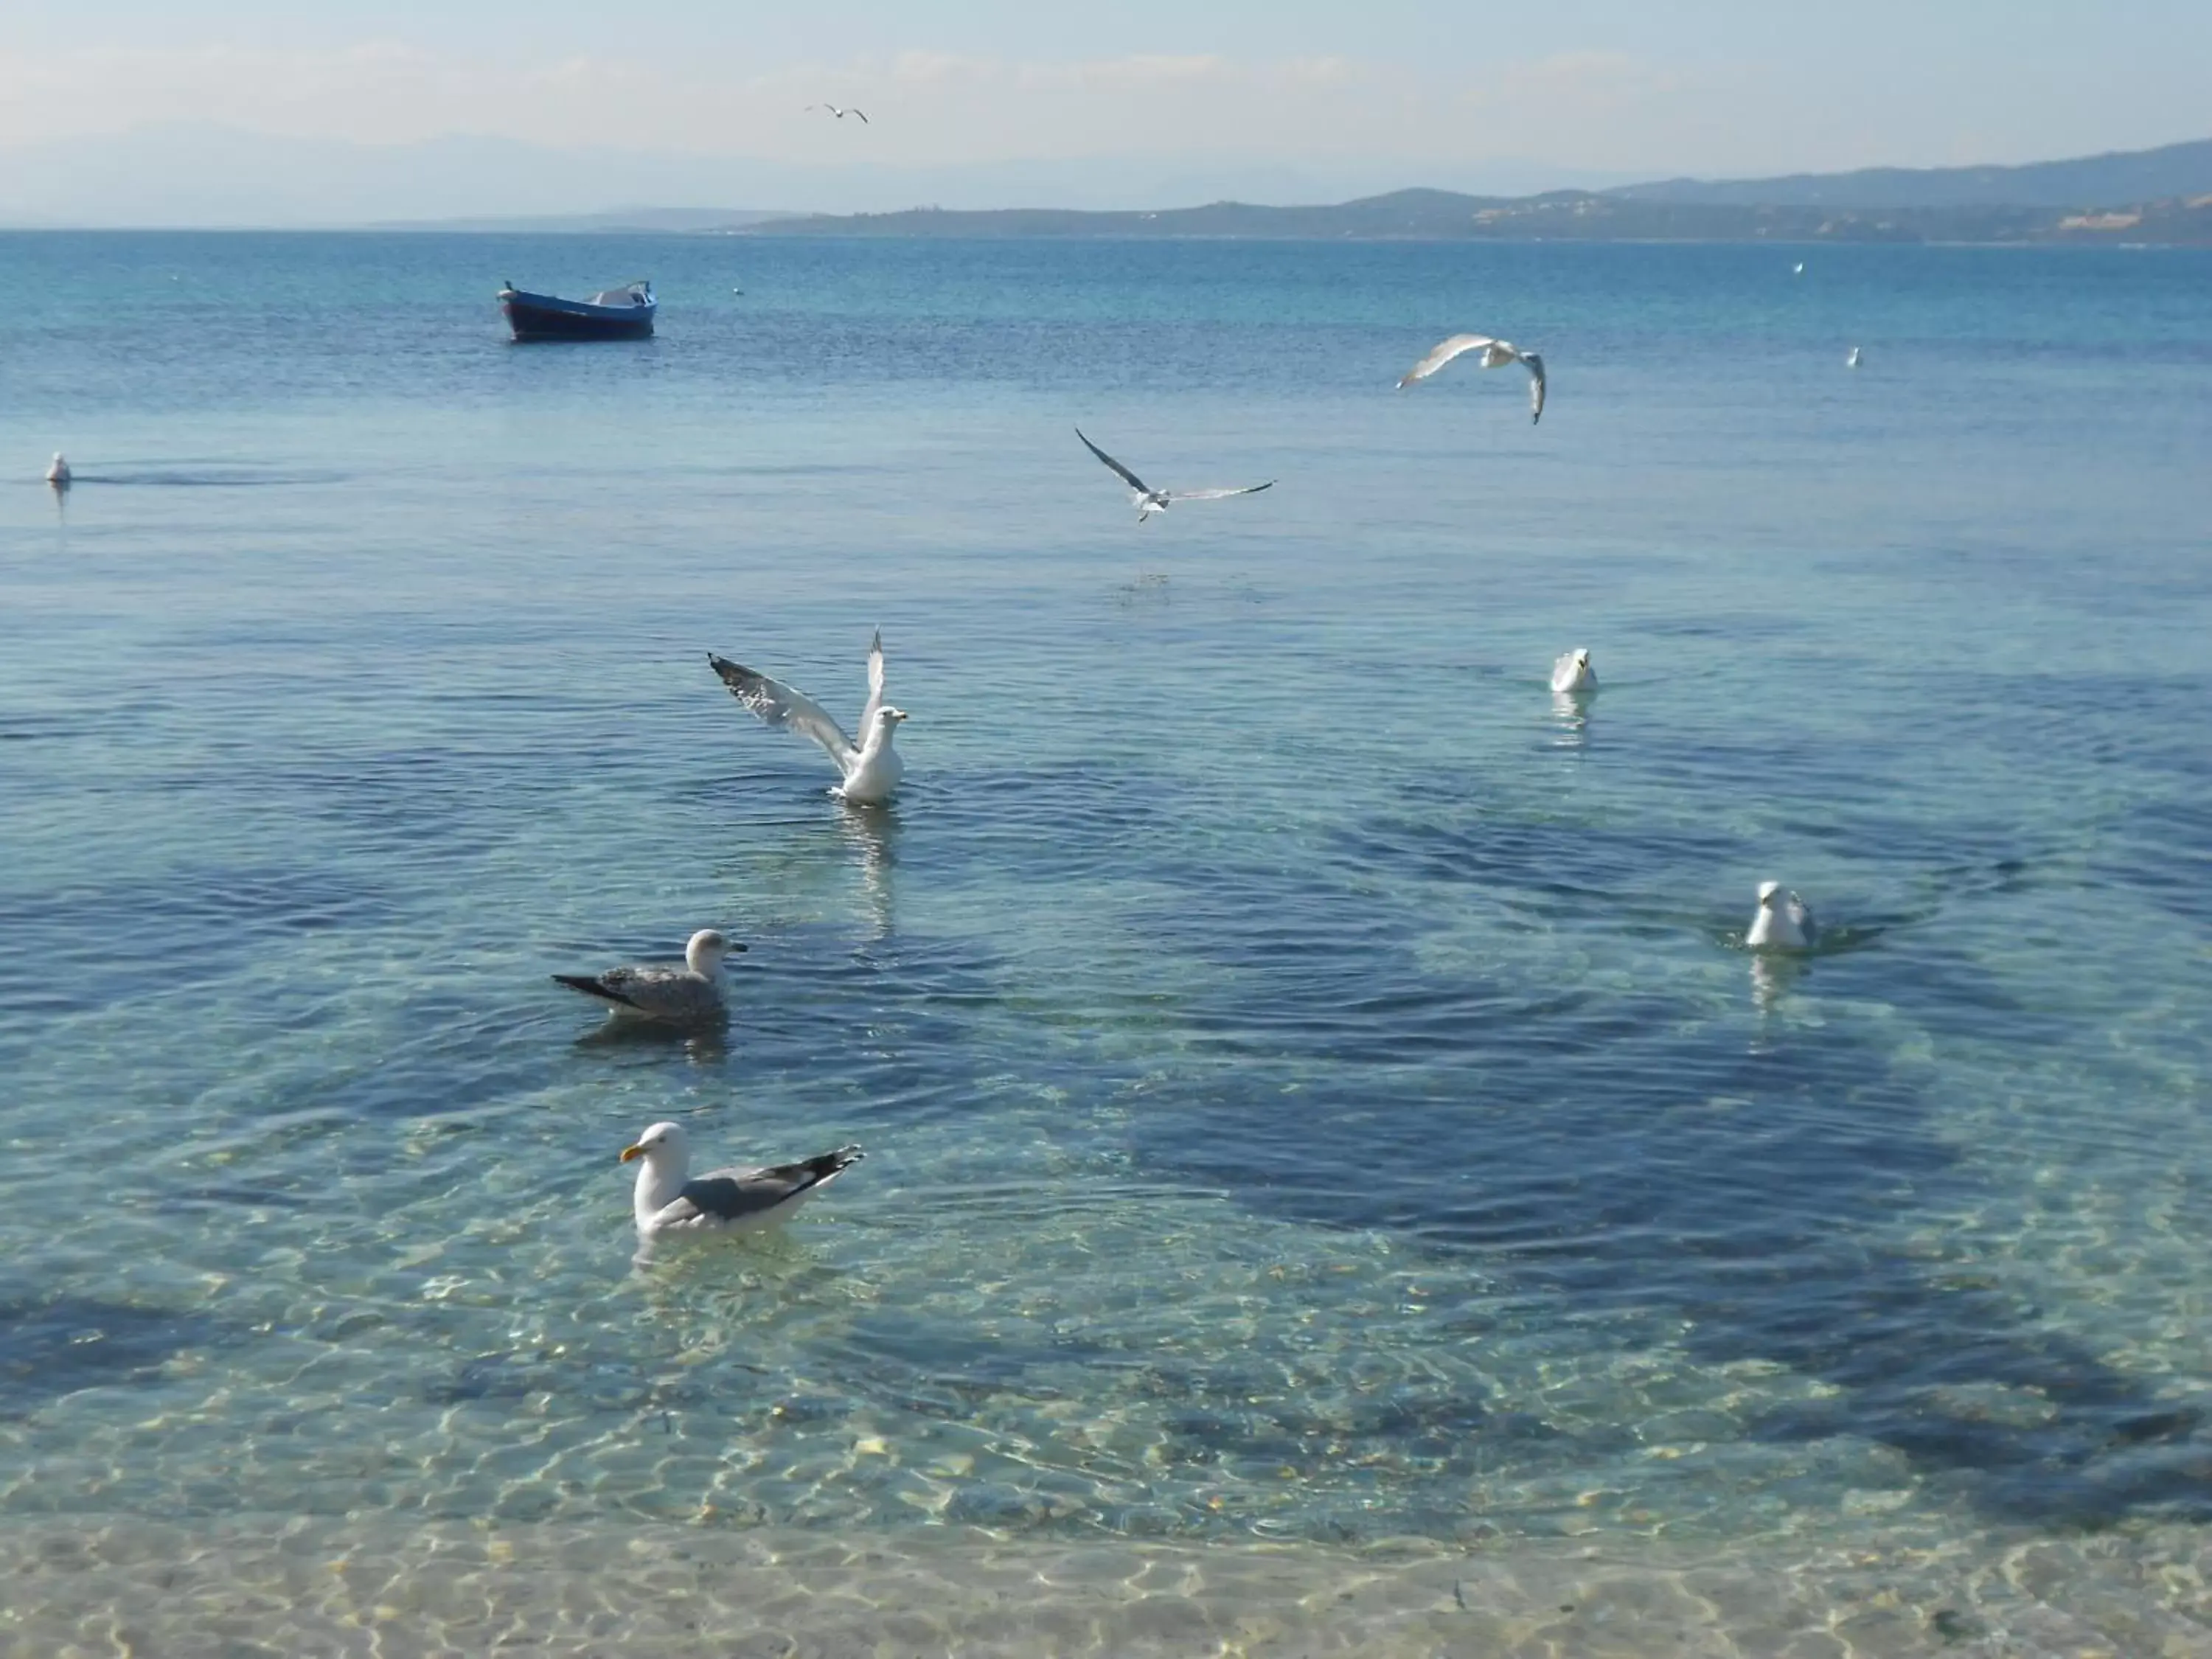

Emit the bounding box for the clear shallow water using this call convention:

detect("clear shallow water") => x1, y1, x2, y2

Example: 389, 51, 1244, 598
1, 232, 2209, 1638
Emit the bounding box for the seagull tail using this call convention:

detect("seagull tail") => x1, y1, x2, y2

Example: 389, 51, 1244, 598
552, 974, 640, 1009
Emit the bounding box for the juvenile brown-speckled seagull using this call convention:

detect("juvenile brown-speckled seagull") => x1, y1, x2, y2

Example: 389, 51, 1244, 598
553, 928, 744, 1026
1075, 428, 1274, 524
1397, 335, 1547, 423
709, 629, 907, 805
621, 1120, 865, 1238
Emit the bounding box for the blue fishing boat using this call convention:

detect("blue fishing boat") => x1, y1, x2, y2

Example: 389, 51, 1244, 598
498, 279, 655, 341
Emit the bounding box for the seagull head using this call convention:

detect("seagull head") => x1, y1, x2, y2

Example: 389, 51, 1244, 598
1756, 880, 1783, 908
1573, 647, 1591, 670
684, 928, 745, 974
877, 706, 909, 728
620, 1120, 689, 1166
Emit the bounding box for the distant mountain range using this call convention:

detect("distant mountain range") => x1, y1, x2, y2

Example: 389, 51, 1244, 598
731, 139, 2212, 246
1612, 137, 2212, 209
733, 186, 2212, 246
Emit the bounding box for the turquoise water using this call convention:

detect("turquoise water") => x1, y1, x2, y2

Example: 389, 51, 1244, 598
1, 232, 2209, 1637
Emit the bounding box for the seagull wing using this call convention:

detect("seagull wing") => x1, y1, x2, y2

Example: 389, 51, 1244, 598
554, 965, 721, 1023
708, 653, 858, 771
1523, 353, 1546, 423
1075, 428, 1152, 495
852, 109, 869, 124
1164, 481, 1276, 502
655, 1146, 866, 1226
858, 629, 886, 735
1398, 334, 1500, 388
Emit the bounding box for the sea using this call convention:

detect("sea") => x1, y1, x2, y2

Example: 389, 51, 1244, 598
0, 229, 2208, 1654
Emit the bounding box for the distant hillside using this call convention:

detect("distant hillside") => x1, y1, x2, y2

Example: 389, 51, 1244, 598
731, 185, 2212, 246
370, 206, 793, 234
1611, 137, 2212, 209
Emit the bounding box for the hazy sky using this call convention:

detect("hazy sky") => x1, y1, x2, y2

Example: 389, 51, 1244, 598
4, 1, 2205, 175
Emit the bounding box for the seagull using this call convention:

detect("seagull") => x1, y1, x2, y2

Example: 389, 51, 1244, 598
1846, 346, 1863, 368
622, 1120, 865, 1238
1074, 428, 1274, 523
709, 630, 907, 805
1551, 648, 1596, 694
1397, 335, 1547, 422
44, 453, 70, 487
1745, 881, 1817, 952
807, 103, 869, 123
1793, 262, 1806, 275
553, 928, 743, 1025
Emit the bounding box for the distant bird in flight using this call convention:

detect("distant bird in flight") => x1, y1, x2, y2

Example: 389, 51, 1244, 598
1846, 346, 1862, 368
1397, 335, 1547, 423
1074, 428, 1275, 524
1792, 262, 1806, 275
807, 103, 869, 123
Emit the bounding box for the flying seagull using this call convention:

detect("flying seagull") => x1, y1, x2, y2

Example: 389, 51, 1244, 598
1846, 346, 1863, 368
45, 453, 70, 487
553, 928, 744, 1025
1398, 335, 1547, 422
1074, 428, 1274, 523
1745, 881, 1817, 952
709, 630, 907, 805
1551, 648, 1596, 695
807, 103, 869, 123
622, 1120, 865, 1238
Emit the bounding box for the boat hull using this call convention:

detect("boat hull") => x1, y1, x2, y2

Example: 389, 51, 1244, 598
498, 288, 655, 341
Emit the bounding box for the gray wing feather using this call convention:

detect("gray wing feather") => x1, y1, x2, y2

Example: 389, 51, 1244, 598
1075, 428, 1151, 495
1166, 481, 1275, 502
662, 1146, 866, 1223
563, 964, 722, 1022
858, 629, 886, 737
1399, 334, 1498, 387
709, 653, 858, 771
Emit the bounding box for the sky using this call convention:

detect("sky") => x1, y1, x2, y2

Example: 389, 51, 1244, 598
1, 1, 2207, 222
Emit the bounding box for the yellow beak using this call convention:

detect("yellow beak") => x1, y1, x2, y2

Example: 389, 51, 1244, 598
619, 1144, 646, 1163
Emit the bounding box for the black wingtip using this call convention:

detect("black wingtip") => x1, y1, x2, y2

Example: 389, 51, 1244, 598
552, 973, 639, 1009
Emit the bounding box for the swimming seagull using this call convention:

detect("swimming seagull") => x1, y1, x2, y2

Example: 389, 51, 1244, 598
1074, 428, 1275, 523
553, 928, 744, 1025
807, 103, 869, 123
709, 630, 908, 805
45, 453, 70, 487
1846, 347, 1863, 368
1397, 335, 1547, 423
1745, 881, 1817, 952
1551, 648, 1596, 694
622, 1120, 865, 1238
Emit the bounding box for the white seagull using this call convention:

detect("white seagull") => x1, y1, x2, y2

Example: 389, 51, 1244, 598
1846, 347, 1863, 368
1745, 881, 1817, 952
1551, 648, 1596, 694
1074, 428, 1274, 523
1397, 335, 1547, 423
709, 630, 908, 805
45, 453, 70, 487
622, 1120, 865, 1238
553, 928, 744, 1025
807, 103, 869, 124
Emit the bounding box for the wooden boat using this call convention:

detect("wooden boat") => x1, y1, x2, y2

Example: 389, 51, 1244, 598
498, 279, 655, 341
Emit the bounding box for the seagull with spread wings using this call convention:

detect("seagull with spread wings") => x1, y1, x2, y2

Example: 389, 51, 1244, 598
1398, 335, 1548, 423
709, 630, 907, 804
807, 103, 869, 123
1074, 428, 1274, 524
